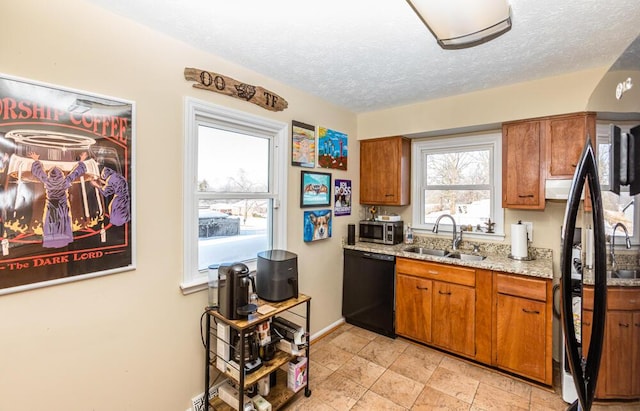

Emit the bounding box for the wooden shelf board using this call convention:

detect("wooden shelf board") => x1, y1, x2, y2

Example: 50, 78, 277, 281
207, 294, 311, 331
209, 369, 302, 411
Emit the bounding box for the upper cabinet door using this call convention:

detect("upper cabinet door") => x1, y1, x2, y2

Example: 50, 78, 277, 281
545, 112, 596, 179
360, 136, 411, 206
502, 120, 545, 209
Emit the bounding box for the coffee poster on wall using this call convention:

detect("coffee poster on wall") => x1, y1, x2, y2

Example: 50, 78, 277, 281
0, 74, 135, 295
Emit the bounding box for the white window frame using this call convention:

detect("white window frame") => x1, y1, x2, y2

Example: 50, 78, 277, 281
411, 132, 504, 239
181, 98, 287, 293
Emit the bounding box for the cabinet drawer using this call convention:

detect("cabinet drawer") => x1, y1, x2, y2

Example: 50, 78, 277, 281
583, 287, 640, 311
397, 258, 475, 287
495, 273, 548, 302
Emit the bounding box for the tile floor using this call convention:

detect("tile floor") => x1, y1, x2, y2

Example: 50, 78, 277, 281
285, 323, 640, 411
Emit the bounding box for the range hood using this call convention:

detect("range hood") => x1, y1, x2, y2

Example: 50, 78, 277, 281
545, 179, 584, 200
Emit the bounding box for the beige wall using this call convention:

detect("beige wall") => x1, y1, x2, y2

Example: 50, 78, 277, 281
0, 1, 615, 410
0, 1, 358, 410
357, 67, 606, 139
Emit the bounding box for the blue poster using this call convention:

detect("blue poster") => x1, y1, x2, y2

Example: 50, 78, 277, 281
303, 209, 332, 242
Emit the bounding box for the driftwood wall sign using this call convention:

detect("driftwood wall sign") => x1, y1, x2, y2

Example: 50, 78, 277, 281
184, 67, 288, 112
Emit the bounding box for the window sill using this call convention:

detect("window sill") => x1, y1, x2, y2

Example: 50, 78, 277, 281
180, 277, 208, 295
180, 260, 258, 296
414, 228, 505, 242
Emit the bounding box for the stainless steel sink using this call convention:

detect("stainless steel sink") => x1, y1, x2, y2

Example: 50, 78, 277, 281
403, 246, 448, 256
611, 269, 639, 279
403, 247, 486, 261
446, 252, 487, 261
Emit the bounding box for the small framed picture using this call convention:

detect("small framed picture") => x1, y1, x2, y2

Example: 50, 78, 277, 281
300, 170, 331, 208
334, 179, 352, 216
291, 120, 315, 168
303, 209, 332, 242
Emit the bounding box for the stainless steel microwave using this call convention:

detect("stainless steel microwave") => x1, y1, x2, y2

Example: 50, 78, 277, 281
359, 220, 404, 245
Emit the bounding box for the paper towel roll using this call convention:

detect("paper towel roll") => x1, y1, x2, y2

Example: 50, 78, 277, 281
511, 223, 529, 258
585, 228, 594, 268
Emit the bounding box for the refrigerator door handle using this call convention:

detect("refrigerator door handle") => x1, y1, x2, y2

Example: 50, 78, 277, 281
560, 138, 608, 411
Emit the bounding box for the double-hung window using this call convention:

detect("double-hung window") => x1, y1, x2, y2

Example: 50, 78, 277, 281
412, 132, 504, 237
182, 98, 287, 292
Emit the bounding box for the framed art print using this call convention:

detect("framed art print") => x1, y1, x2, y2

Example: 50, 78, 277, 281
0, 73, 135, 295
303, 209, 332, 242
291, 120, 315, 168
300, 170, 331, 208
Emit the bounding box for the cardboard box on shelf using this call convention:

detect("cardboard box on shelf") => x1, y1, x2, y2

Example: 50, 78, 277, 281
218, 381, 252, 411
252, 394, 272, 411
287, 357, 308, 393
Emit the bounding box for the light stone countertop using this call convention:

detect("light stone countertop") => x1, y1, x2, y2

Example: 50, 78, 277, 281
582, 268, 640, 287
344, 241, 554, 280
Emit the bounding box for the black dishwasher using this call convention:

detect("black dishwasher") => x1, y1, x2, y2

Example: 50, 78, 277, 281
342, 249, 396, 338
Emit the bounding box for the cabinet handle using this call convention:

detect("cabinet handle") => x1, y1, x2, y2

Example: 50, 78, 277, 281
427, 270, 439, 275
416, 286, 429, 290
571, 164, 577, 167
518, 194, 535, 198
438, 290, 452, 295
619, 322, 630, 328
385, 194, 394, 197
522, 308, 540, 314
583, 322, 591, 326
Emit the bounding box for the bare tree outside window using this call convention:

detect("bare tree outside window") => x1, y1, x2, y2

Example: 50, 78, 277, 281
424, 149, 491, 228
195, 125, 271, 270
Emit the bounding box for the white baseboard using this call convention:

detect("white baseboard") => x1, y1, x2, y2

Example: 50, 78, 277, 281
310, 317, 345, 342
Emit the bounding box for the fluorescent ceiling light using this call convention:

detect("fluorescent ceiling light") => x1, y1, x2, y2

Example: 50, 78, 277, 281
407, 0, 512, 49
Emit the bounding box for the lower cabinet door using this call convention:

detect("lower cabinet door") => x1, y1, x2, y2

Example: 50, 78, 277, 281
396, 274, 432, 343
604, 311, 635, 398
495, 293, 546, 382
432, 281, 475, 358
582, 310, 607, 398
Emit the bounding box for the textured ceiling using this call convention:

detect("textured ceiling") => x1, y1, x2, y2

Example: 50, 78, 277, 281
87, 0, 640, 113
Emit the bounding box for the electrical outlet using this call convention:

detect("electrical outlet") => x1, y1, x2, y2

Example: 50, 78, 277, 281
521, 222, 533, 242
191, 379, 228, 411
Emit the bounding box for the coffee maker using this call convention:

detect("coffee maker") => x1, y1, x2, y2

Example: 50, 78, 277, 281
218, 262, 257, 320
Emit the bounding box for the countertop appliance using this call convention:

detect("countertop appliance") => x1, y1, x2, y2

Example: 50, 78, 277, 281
342, 248, 396, 338
218, 262, 256, 320
256, 249, 298, 302
358, 220, 403, 245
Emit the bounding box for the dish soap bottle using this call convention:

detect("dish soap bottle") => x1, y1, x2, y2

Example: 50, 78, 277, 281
405, 225, 414, 244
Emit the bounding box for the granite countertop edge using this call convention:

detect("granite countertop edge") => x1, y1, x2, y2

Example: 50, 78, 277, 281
582, 268, 640, 287
344, 242, 554, 280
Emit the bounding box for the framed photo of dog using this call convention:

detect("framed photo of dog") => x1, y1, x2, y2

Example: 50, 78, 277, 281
303, 209, 332, 242
300, 170, 331, 208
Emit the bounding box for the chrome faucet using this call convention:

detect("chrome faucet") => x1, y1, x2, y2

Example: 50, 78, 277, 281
433, 214, 462, 250
610, 222, 632, 269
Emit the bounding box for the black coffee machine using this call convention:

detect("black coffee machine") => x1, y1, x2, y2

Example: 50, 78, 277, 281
218, 262, 257, 320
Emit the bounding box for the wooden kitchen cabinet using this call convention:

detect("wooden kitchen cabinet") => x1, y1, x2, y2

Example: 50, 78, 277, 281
396, 258, 487, 361
492, 272, 552, 385
395, 273, 432, 343
545, 112, 596, 179
360, 136, 411, 205
502, 112, 596, 210
583, 287, 640, 400
432, 280, 475, 357
502, 120, 545, 209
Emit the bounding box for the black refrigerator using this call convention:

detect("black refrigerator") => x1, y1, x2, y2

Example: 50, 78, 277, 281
560, 125, 640, 410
